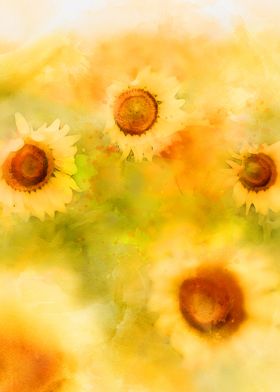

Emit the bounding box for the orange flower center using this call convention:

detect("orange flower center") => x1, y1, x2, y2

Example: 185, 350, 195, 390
3, 143, 54, 192
114, 88, 158, 135
239, 153, 277, 192
179, 268, 245, 336
0, 337, 66, 392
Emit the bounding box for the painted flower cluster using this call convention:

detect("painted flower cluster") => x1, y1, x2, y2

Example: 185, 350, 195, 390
0, 23, 280, 392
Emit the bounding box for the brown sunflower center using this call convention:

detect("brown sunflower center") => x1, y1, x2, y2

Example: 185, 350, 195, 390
3, 143, 54, 192
239, 153, 277, 192
114, 88, 158, 135
179, 268, 245, 335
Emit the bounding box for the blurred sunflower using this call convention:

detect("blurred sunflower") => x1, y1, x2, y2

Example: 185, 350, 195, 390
0, 268, 100, 392
103, 67, 185, 161
149, 241, 280, 368
0, 113, 79, 220
227, 142, 280, 214
0, 33, 78, 94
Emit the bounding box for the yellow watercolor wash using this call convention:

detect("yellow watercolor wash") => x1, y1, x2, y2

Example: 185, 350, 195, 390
0, 1, 279, 391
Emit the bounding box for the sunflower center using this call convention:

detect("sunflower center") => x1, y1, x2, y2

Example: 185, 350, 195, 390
179, 269, 245, 335
114, 88, 158, 135
3, 143, 54, 192
0, 337, 65, 392
239, 153, 277, 192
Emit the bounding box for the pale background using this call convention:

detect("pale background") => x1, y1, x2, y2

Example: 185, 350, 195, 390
0, 0, 278, 46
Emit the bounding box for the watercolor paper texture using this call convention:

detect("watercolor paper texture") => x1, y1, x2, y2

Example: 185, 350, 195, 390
1, 0, 280, 391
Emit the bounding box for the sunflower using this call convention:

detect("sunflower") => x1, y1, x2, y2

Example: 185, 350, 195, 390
0, 113, 79, 220
149, 241, 280, 369
103, 67, 186, 161
227, 142, 280, 215
0, 268, 101, 392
